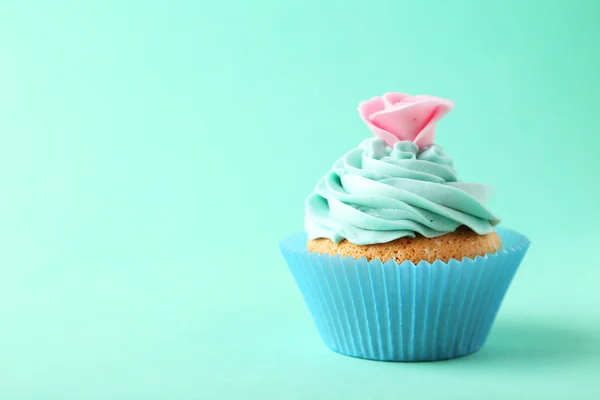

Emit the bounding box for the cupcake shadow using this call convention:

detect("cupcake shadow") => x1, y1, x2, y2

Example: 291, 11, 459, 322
458, 317, 600, 365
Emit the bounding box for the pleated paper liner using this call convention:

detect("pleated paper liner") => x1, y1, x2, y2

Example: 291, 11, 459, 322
280, 227, 530, 362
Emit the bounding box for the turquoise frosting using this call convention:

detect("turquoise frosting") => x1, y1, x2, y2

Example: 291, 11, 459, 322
305, 139, 500, 245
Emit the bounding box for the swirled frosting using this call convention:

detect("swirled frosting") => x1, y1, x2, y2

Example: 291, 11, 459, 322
305, 139, 500, 245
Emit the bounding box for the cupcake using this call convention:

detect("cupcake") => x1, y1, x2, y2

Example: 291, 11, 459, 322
280, 92, 530, 362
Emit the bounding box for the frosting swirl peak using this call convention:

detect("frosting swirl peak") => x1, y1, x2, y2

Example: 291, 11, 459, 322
305, 139, 500, 245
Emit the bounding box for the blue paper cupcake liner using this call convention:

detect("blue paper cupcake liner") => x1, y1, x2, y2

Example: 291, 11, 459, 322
279, 227, 530, 362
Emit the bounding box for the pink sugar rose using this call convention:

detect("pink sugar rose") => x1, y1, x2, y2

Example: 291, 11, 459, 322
358, 92, 454, 148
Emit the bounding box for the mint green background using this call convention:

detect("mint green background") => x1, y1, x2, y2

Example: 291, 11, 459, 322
1, 0, 599, 399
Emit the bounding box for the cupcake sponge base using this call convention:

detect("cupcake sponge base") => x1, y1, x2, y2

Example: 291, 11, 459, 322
307, 227, 502, 264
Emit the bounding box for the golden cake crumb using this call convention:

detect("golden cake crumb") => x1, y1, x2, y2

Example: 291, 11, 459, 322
307, 227, 502, 264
